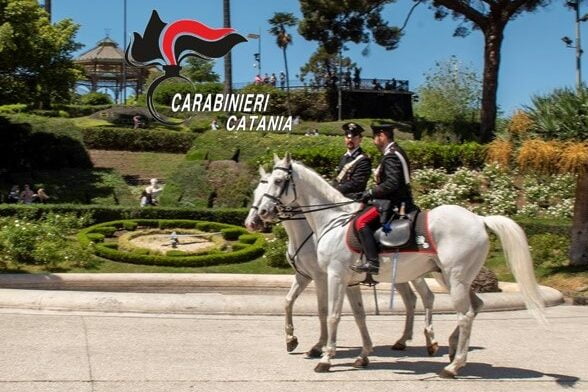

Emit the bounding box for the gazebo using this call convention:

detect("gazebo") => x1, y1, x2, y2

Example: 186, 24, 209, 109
75, 36, 152, 103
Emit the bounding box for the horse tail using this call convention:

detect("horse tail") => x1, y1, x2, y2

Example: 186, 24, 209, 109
483, 215, 548, 327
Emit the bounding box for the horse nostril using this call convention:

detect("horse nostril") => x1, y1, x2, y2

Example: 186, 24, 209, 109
259, 208, 268, 217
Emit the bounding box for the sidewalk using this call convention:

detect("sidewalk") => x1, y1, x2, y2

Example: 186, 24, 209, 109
0, 305, 584, 392
0, 274, 564, 315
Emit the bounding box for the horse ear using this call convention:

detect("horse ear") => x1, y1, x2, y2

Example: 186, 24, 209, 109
258, 166, 266, 177
285, 152, 291, 165
273, 153, 280, 165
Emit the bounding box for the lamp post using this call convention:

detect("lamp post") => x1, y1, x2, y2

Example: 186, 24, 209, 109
122, 0, 127, 104
563, 1, 588, 90
247, 30, 261, 77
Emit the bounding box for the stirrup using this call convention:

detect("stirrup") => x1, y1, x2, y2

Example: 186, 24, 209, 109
360, 273, 379, 287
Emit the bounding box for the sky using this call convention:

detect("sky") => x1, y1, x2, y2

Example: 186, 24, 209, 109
51, 0, 587, 116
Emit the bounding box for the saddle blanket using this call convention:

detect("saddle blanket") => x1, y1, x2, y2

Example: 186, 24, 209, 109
345, 210, 437, 255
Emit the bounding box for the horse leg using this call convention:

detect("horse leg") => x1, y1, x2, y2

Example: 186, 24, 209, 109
448, 290, 484, 362
306, 274, 328, 358
391, 282, 416, 351
345, 285, 373, 368
285, 273, 311, 352
440, 282, 477, 379
411, 277, 438, 356
315, 272, 347, 373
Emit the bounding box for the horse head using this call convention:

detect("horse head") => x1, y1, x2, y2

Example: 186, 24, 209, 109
244, 166, 270, 231
258, 153, 295, 222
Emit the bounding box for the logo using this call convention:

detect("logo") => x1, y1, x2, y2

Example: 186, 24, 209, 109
126, 10, 247, 125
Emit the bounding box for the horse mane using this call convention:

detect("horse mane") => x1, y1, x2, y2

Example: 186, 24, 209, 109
292, 161, 357, 212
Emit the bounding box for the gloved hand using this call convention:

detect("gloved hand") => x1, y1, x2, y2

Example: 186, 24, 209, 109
357, 189, 373, 203
382, 223, 392, 234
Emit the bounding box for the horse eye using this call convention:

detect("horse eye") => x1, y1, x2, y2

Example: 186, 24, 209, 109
274, 178, 283, 185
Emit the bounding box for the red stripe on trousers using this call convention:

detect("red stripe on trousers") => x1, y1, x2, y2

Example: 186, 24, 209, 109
354, 206, 379, 231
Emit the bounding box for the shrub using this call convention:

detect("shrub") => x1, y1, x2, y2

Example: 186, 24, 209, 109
86, 233, 105, 242
0, 213, 93, 269
527, 86, 588, 141
264, 224, 290, 269
528, 233, 571, 268
52, 104, 112, 117
123, 221, 138, 231
81, 127, 197, 153
89, 226, 117, 237
0, 205, 249, 226
159, 220, 198, 229
79, 92, 114, 105
0, 116, 92, 170
166, 250, 187, 257
238, 234, 258, 244
221, 227, 247, 240
0, 104, 28, 114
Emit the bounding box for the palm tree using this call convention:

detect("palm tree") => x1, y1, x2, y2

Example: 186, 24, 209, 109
268, 12, 298, 115
223, 0, 232, 94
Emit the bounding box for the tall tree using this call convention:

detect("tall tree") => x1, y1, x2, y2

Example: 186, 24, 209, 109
298, 0, 402, 54
268, 12, 298, 115
0, 0, 82, 108
426, 0, 551, 142
223, 0, 232, 94
183, 57, 220, 83
299, 47, 356, 87
415, 56, 482, 124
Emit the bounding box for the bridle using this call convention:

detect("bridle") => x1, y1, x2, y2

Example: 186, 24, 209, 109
260, 164, 356, 220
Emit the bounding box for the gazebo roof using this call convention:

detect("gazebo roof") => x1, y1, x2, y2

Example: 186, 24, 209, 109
76, 37, 126, 64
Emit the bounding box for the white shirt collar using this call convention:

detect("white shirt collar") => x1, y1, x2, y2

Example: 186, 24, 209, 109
345, 147, 360, 157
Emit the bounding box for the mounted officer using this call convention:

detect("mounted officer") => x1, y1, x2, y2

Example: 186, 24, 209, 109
350, 124, 418, 274
333, 122, 372, 199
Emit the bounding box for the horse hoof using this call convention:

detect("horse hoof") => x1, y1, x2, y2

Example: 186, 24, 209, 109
352, 357, 369, 368
438, 369, 456, 379
286, 337, 299, 352
427, 342, 439, 356
391, 342, 407, 351
314, 362, 331, 373
305, 347, 322, 359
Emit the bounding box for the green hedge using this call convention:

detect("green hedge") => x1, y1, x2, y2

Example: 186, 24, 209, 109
221, 227, 247, 240
0, 204, 249, 226
187, 130, 486, 174
81, 127, 197, 153
78, 219, 265, 267
53, 104, 113, 117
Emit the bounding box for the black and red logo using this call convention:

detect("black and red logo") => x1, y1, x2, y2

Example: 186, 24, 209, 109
126, 10, 247, 124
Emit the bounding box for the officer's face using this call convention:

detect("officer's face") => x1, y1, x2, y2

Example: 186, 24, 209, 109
373, 132, 387, 150
344, 134, 361, 150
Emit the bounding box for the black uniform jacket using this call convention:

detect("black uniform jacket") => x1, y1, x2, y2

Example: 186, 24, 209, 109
373, 142, 417, 213
335, 147, 372, 199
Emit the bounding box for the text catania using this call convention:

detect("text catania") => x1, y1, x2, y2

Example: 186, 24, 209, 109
170, 93, 291, 132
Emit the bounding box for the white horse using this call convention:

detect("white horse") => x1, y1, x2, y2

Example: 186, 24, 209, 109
257, 154, 546, 378
245, 167, 439, 359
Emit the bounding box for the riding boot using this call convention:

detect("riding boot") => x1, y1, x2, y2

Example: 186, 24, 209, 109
351, 228, 380, 274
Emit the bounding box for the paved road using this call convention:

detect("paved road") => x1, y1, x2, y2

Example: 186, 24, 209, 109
0, 305, 584, 392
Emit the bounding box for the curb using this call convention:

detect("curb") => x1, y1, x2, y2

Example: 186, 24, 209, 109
0, 273, 564, 315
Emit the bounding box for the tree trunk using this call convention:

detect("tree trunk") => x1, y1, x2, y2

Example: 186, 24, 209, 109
223, 0, 232, 95
570, 170, 588, 266
479, 21, 504, 143
44, 0, 52, 22
283, 47, 291, 116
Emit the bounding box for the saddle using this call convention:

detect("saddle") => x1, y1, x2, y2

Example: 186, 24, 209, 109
346, 209, 436, 255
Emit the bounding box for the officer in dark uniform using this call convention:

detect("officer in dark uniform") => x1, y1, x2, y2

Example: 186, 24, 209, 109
333, 122, 372, 199
351, 124, 418, 274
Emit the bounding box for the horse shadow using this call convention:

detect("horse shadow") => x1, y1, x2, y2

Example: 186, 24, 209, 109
326, 346, 579, 386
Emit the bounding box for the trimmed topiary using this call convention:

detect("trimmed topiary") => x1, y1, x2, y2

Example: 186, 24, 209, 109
77, 219, 265, 267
